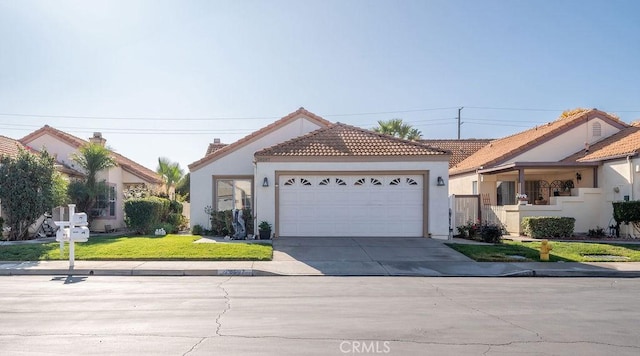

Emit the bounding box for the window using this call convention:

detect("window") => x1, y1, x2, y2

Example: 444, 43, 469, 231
355, 178, 366, 186
370, 178, 382, 186
92, 183, 116, 218
216, 178, 252, 211
472, 181, 478, 195
390, 178, 401, 186
496, 181, 515, 206
319, 178, 330, 186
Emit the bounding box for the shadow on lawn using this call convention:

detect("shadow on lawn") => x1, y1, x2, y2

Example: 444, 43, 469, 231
447, 242, 574, 262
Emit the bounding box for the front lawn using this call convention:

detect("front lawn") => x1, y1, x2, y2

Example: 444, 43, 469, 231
0, 234, 272, 261
446, 240, 640, 262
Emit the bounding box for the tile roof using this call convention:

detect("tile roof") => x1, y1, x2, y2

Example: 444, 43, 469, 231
19, 125, 162, 184
206, 142, 228, 156
563, 121, 640, 162
421, 139, 492, 167
450, 109, 627, 175
0, 135, 26, 158
255, 123, 450, 158
189, 107, 333, 171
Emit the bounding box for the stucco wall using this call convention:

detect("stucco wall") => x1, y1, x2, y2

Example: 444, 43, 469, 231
448, 173, 477, 195
255, 160, 450, 239
509, 118, 622, 163
189, 117, 326, 228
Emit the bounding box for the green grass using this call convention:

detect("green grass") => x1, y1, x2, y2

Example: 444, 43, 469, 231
0, 234, 273, 261
446, 240, 640, 262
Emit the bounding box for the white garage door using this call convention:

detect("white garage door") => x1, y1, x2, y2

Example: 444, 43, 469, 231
278, 174, 424, 237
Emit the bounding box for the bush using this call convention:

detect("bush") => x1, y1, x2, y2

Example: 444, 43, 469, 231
521, 217, 575, 239
166, 213, 187, 233
169, 200, 183, 214
153, 222, 175, 235
124, 197, 168, 234
0, 216, 3, 229
207, 208, 254, 237
192, 224, 204, 235
612, 201, 640, 224
479, 223, 504, 243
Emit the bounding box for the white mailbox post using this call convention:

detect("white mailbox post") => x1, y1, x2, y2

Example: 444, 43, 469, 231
55, 204, 90, 268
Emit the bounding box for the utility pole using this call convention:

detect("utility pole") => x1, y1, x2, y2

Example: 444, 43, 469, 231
457, 107, 463, 140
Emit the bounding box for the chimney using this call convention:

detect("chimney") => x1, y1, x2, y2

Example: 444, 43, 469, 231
214, 138, 221, 144
89, 132, 106, 146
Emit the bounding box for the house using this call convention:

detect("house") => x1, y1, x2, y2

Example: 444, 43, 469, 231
421, 139, 492, 168
189, 108, 452, 239
448, 108, 637, 235
19, 126, 163, 232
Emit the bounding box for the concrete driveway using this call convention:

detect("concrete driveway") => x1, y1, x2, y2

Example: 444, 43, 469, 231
272, 237, 474, 275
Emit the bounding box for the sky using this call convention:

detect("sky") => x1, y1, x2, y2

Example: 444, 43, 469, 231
1, 0, 640, 172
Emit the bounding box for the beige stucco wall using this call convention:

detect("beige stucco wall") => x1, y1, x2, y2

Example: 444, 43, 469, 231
189, 116, 326, 229
255, 160, 451, 239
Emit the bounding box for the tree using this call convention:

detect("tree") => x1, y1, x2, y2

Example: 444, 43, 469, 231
0, 149, 56, 240
68, 143, 117, 219
156, 157, 184, 199
372, 118, 422, 140
175, 173, 190, 202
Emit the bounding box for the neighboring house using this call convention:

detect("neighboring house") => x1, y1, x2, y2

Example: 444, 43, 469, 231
19, 126, 163, 232
189, 108, 452, 239
448, 108, 636, 235
421, 139, 492, 168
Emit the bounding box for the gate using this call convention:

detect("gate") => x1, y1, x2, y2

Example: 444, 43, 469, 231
450, 195, 481, 236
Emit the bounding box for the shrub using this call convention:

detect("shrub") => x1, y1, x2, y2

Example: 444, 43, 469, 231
612, 201, 640, 224
0, 216, 4, 229
479, 222, 504, 243
169, 200, 183, 214
166, 213, 186, 233
124, 197, 167, 234
521, 217, 575, 239
587, 226, 606, 237
153, 222, 175, 235
207, 208, 254, 236
192, 224, 204, 235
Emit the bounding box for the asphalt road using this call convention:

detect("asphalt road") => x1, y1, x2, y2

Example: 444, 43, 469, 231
0, 276, 638, 355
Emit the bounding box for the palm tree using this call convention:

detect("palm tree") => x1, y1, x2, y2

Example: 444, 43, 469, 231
373, 118, 422, 140
69, 143, 117, 218
156, 157, 184, 198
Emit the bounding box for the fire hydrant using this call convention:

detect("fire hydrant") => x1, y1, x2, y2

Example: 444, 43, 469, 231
540, 240, 552, 261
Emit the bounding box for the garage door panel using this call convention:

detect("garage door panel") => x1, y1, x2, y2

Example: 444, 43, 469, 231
279, 174, 424, 237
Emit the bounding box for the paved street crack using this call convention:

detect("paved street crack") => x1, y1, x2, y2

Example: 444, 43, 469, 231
430, 283, 543, 341
215, 277, 233, 337
183, 337, 206, 356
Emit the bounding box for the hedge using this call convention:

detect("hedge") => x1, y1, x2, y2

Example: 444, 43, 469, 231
521, 216, 575, 239
124, 197, 171, 234
612, 201, 640, 224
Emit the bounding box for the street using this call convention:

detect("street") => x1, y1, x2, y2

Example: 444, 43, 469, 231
0, 276, 638, 355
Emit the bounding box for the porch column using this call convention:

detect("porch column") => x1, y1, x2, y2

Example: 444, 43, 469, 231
518, 169, 525, 194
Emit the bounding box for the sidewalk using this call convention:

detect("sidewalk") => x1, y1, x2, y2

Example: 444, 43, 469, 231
2, 259, 640, 277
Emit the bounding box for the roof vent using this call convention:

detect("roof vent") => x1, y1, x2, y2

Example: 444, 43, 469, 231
213, 138, 221, 144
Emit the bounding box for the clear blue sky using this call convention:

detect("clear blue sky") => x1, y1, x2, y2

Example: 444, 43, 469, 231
1, 0, 639, 171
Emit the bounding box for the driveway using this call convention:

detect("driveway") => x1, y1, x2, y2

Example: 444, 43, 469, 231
271, 237, 474, 275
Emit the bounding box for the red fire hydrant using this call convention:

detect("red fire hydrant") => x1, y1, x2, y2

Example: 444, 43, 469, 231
540, 240, 552, 261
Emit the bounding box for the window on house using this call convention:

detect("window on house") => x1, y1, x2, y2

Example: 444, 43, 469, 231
496, 181, 515, 206
92, 183, 116, 218
472, 181, 478, 195
216, 178, 252, 211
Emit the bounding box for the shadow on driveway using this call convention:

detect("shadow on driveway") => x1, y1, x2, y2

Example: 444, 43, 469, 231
272, 237, 474, 276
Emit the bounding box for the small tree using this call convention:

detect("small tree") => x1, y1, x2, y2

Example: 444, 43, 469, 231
156, 157, 184, 198
0, 149, 56, 240
69, 143, 117, 221
175, 173, 190, 202
373, 118, 422, 140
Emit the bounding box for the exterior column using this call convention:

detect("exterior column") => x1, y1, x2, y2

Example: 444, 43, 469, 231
518, 169, 525, 194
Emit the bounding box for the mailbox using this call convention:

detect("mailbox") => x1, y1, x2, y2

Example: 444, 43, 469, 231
71, 213, 88, 226
56, 228, 70, 242
70, 226, 89, 242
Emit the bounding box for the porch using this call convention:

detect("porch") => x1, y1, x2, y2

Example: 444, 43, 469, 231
452, 188, 610, 236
